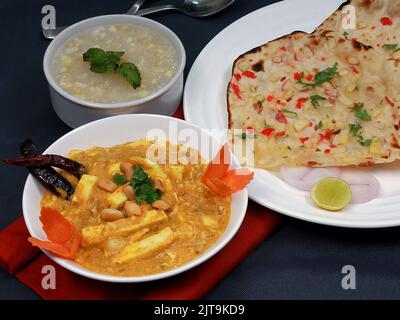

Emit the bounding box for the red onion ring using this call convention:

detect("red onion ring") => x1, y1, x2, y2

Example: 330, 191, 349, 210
340, 172, 380, 204
280, 167, 341, 191
280, 167, 380, 204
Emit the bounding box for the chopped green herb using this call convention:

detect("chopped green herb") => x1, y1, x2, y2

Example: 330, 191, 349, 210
352, 102, 364, 110
106, 51, 125, 66
238, 132, 247, 140
236, 132, 258, 140
297, 62, 339, 88
83, 48, 141, 88
359, 139, 372, 147
352, 102, 372, 121
349, 123, 372, 147
116, 62, 142, 89
355, 109, 372, 121
282, 109, 297, 117
383, 44, 398, 50
315, 120, 323, 130
113, 173, 128, 185
310, 95, 327, 107
349, 123, 362, 138
343, 31, 349, 40
83, 48, 124, 73
131, 165, 162, 204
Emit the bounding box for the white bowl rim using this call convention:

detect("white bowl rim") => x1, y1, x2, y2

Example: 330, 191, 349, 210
22, 114, 248, 283
43, 15, 186, 110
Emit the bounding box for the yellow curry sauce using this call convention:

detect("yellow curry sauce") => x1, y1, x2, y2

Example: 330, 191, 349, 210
41, 140, 231, 276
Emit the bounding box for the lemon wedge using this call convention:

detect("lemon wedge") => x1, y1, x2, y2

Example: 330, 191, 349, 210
311, 178, 352, 211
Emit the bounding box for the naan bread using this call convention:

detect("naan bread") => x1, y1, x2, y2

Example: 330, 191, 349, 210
227, 0, 400, 169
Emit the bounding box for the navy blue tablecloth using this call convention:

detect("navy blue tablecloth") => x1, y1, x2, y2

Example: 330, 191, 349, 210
1, 0, 400, 299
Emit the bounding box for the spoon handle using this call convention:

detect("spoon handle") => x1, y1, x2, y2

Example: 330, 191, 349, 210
126, 0, 147, 15
136, 5, 179, 16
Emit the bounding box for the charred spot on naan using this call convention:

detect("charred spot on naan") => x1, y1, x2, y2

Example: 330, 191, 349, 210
252, 61, 264, 72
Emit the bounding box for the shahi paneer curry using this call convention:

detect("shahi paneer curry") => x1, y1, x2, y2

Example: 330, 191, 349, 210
36, 139, 241, 277
3, 138, 253, 277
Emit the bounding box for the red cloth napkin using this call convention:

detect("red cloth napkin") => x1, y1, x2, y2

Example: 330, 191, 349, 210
0, 106, 282, 299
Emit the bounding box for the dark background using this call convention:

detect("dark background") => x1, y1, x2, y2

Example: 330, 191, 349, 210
1, 0, 400, 299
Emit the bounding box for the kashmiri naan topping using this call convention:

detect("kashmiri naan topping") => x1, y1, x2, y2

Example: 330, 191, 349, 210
228, 0, 400, 169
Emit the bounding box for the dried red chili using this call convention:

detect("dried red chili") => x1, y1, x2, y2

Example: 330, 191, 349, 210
261, 128, 275, 136
296, 97, 308, 109
275, 110, 287, 124
305, 74, 313, 81
242, 71, 257, 79
381, 17, 393, 26
230, 83, 242, 100
385, 96, 395, 107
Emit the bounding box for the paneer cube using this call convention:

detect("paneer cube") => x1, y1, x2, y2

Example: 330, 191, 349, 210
72, 174, 98, 205
107, 188, 128, 209
339, 132, 349, 145
202, 215, 219, 229
108, 163, 121, 176
81, 210, 167, 246
370, 140, 383, 155
168, 165, 184, 181
113, 227, 176, 264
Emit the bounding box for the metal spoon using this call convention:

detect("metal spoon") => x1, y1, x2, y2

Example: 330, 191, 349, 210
43, 0, 236, 40
42, 0, 147, 39
136, 0, 236, 18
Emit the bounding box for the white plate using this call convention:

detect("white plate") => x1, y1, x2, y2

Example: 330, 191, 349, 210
183, 0, 400, 228
22, 114, 248, 282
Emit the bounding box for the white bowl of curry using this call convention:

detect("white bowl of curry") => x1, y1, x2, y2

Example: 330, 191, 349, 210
21, 114, 250, 282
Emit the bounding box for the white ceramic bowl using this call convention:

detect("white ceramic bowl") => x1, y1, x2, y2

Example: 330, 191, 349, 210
43, 15, 186, 128
22, 114, 248, 283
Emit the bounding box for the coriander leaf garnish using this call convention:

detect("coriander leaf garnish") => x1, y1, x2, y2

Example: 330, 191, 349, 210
113, 173, 128, 185
83, 48, 123, 73
236, 132, 258, 140
82, 48, 141, 88
90, 56, 116, 73
237, 133, 248, 140
131, 165, 162, 204
315, 120, 323, 130
116, 62, 142, 89
349, 123, 362, 138
310, 95, 327, 107
349, 123, 372, 147
355, 109, 372, 121
343, 31, 349, 40
297, 62, 339, 88
359, 139, 372, 147
383, 44, 398, 50
314, 62, 339, 85
282, 109, 297, 117
352, 102, 372, 121
106, 51, 124, 65
83, 48, 107, 62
